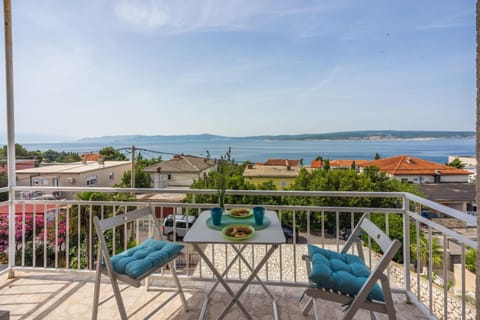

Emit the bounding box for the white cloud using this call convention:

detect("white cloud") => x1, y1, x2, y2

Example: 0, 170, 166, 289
112, 0, 351, 34
114, 0, 170, 29
113, 0, 252, 33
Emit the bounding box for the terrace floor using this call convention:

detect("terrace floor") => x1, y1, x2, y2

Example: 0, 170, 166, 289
0, 270, 426, 320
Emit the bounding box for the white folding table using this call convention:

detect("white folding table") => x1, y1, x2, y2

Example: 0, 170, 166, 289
184, 210, 285, 320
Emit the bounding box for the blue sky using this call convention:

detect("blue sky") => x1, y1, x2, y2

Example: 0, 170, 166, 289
0, 0, 476, 140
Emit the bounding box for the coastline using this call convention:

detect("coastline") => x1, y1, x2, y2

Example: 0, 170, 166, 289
22, 136, 475, 165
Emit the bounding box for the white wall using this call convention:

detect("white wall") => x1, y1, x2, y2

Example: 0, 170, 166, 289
391, 174, 469, 184
151, 166, 215, 188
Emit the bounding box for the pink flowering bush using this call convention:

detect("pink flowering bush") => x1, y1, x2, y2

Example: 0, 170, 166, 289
0, 212, 68, 266
37, 213, 67, 248
0, 215, 39, 253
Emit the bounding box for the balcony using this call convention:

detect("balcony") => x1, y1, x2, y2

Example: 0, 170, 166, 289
0, 187, 477, 319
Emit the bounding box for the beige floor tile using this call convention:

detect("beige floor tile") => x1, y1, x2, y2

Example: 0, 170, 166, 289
0, 271, 424, 320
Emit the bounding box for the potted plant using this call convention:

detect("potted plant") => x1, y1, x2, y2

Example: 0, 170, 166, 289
215, 159, 228, 210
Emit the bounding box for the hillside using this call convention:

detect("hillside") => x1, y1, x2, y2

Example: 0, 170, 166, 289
76, 130, 475, 144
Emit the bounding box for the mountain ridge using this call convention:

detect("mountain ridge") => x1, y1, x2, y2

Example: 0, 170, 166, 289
76, 130, 475, 143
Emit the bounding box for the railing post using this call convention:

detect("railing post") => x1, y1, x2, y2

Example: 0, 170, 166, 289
403, 194, 411, 302
3, 0, 16, 279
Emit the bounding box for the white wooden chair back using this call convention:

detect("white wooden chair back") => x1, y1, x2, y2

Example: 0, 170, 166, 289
303, 213, 401, 320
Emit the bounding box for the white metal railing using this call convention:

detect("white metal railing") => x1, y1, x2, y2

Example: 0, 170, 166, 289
0, 186, 477, 319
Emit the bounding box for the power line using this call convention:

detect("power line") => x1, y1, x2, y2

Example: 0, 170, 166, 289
3, 144, 250, 166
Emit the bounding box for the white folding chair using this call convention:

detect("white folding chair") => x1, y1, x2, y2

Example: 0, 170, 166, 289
303, 213, 401, 320
92, 205, 188, 320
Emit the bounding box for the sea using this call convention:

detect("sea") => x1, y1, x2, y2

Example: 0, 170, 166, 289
22, 137, 476, 165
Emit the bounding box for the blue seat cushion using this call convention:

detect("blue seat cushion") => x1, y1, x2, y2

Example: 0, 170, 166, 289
308, 244, 385, 301
111, 238, 183, 279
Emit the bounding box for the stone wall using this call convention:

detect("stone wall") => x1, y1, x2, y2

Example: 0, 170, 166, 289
192, 244, 476, 319
388, 261, 476, 320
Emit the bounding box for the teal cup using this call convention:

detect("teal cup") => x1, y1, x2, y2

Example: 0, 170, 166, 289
253, 206, 265, 225
211, 207, 223, 225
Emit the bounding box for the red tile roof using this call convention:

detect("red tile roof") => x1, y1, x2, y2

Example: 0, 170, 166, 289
329, 159, 369, 168
0, 204, 58, 215
358, 155, 471, 176
264, 159, 299, 166
311, 159, 368, 168
80, 153, 101, 161
311, 160, 323, 168
0, 160, 36, 174
143, 155, 215, 173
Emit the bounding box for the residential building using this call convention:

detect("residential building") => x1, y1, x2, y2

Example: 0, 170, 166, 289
358, 155, 471, 184
16, 160, 131, 199
0, 159, 36, 174
448, 155, 476, 182
448, 155, 476, 169
418, 183, 476, 216
143, 155, 216, 188
243, 164, 307, 189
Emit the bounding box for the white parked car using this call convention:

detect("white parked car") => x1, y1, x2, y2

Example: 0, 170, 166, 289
162, 214, 196, 241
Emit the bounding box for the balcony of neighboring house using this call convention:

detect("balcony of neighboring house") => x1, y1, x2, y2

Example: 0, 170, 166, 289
0, 186, 476, 320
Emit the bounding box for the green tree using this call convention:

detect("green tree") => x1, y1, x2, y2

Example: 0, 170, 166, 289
466, 248, 476, 273
69, 192, 136, 268
374, 152, 381, 160
410, 235, 443, 271
42, 150, 80, 163
99, 146, 127, 161
118, 167, 151, 188
1, 143, 30, 159
116, 153, 160, 188
369, 213, 413, 263
187, 161, 272, 208
0, 173, 7, 201
136, 153, 162, 168
446, 157, 465, 169
43, 150, 59, 162
322, 159, 331, 171
1, 143, 42, 163
286, 165, 421, 262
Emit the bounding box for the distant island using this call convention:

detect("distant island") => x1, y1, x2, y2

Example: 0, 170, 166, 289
77, 130, 475, 144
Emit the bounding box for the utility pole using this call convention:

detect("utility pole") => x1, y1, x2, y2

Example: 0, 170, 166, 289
131, 145, 135, 188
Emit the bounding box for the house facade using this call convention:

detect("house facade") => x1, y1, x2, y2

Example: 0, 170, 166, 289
448, 155, 476, 183
358, 155, 471, 184
242, 164, 306, 189
16, 160, 131, 198
143, 155, 216, 188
